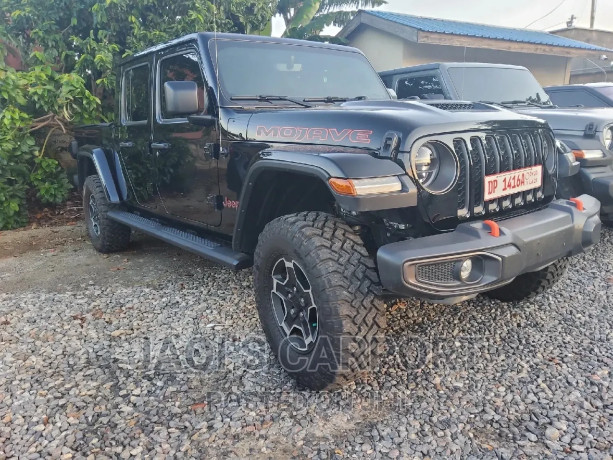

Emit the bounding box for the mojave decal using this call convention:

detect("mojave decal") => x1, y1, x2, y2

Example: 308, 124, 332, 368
255, 126, 372, 144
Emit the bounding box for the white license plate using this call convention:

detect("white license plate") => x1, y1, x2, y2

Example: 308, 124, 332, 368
483, 165, 542, 201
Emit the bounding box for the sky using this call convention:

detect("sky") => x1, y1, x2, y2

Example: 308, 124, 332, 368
271, 0, 613, 37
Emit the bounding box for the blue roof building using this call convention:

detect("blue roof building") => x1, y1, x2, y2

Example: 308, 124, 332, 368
338, 10, 613, 86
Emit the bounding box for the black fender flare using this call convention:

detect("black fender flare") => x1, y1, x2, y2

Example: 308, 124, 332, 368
77, 147, 128, 203
232, 149, 416, 252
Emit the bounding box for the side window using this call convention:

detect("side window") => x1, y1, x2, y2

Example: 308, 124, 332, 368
548, 89, 604, 108
396, 74, 444, 100
123, 64, 150, 123
159, 51, 207, 120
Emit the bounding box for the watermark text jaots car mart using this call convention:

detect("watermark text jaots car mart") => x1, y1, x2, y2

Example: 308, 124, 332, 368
134, 334, 477, 376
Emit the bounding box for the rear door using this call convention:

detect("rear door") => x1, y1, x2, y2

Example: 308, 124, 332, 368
152, 45, 221, 226
117, 58, 160, 209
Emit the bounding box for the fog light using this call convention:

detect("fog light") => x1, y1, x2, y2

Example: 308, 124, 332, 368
453, 257, 484, 284
459, 259, 473, 281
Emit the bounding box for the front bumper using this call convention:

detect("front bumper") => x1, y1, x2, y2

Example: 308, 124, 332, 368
577, 166, 613, 219
377, 195, 601, 301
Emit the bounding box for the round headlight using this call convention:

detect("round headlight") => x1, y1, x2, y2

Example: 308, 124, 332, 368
410, 141, 458, 194
604, 126, 613, 151
414, 144, 440, 186
555, 139, 570, 154
544, 136, 561, 173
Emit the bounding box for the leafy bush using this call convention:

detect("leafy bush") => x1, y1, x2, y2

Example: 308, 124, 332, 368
0, 0, 278, 230
0, 88, 37, 228
30, 156, 72, 204
0, 180, 28, 230
0, 59, 100, 229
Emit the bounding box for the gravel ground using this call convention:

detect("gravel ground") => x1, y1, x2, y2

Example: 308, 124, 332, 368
0, 224, 612, 459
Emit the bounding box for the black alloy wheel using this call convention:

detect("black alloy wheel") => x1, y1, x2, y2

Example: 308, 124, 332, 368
270, 257, 318, 352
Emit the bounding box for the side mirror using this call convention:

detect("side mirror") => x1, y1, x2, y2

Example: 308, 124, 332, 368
387, 88, 398, 100
164, 81, 200, 116
69, 139, 79, 159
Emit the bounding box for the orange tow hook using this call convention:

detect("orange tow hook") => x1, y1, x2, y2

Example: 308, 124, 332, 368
569, 197, 584, 211
483, 220, 500, 237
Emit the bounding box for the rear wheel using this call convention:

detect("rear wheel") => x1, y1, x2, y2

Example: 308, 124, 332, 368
483, 258, 569, 302
253, 212, 386, 390
83, 175, 131, 253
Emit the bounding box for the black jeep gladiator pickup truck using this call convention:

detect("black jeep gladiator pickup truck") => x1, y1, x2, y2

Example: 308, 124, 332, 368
72, 34, 601, 390
380, 62, 613, 221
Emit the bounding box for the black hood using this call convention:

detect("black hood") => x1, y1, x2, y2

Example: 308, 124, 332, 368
242, 100, 550, 153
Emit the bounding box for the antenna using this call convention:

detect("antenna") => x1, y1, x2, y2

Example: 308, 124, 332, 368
460, 46, 467, 100
585, 57, 608, 82
213, 0, 223, 152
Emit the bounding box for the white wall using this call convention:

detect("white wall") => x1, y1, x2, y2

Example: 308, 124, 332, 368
348, 27, 571, 86
349, 27, 405, 72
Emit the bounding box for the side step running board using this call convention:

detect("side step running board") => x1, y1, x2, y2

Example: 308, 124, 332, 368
107, 211, 251, 270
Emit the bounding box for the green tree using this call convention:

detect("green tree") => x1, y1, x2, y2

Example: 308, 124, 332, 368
2, 0, 277, 107
0, 0, 277, 229
0, 52, 99, 229
277, 0, 385, 40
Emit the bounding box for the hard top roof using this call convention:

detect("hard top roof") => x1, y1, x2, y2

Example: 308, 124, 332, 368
122, 32, 358, 64
379, 62, 529, 76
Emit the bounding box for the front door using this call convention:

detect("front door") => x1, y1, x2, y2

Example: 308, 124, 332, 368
117, 60, 160, 209
152, 47, 221, 227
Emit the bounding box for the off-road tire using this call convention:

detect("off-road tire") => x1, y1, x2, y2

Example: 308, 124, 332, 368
254, 212, 386, 391
83, 175, 131, 253
483, 258, 569, 302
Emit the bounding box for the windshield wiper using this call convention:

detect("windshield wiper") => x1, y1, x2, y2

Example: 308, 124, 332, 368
230, 95, 312, 108
478, 100, 505, 106
500, 99, 555, 108
302, 96, 367, 103
478, 100, 555, 109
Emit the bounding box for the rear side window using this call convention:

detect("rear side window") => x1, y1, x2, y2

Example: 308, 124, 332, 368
159, 51, 208, 119
123, 64, 150, 123
548, 89, 606, 108
396, 75, 445, 100
593, 86, 613, 102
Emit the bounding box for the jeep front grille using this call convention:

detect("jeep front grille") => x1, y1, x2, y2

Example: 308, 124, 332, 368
453, 130, 553, 219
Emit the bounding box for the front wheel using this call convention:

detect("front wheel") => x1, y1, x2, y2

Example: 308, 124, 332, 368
483, 258, 569, 302
253, 212, 386, 391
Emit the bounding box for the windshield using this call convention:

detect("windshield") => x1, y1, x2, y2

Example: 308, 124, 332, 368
594, 86, 613, 101
212, 40, 390, 103
448, 67, 552, 105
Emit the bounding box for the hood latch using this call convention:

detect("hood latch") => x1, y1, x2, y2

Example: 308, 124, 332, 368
584, 122, 597, 138
380, 131, 401, 158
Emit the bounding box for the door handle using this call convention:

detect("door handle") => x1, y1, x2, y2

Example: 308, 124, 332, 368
119, 141, 134, 148
151, 142, 171, 150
